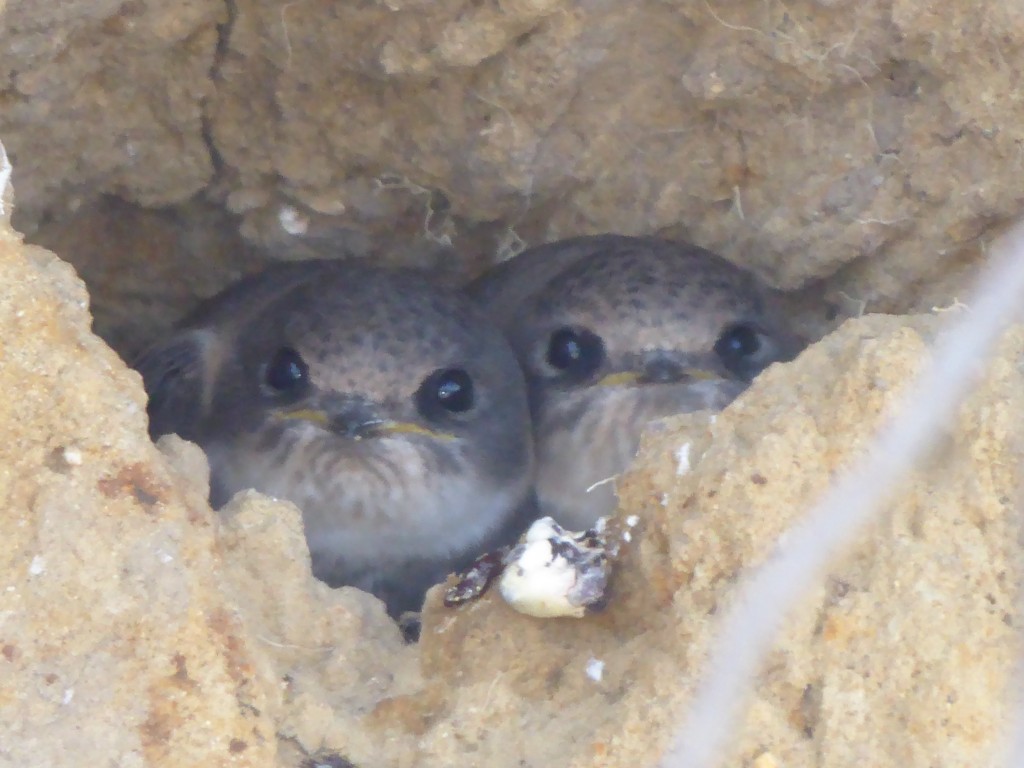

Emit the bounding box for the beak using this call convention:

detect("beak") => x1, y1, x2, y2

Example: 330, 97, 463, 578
597, 353, 726, 387
275, 397, 454, 441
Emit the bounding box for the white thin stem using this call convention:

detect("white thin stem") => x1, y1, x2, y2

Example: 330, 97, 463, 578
0, 139, 13, 220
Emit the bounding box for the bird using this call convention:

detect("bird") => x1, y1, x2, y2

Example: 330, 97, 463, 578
468, 234, 802, 530
135, 259, 536, 618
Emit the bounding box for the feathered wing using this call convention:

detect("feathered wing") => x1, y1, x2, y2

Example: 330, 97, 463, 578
132, 329, 216, 442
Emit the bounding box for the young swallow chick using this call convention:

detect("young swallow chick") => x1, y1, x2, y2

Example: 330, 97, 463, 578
470, 234, 802, 529
136, 260, 535, 617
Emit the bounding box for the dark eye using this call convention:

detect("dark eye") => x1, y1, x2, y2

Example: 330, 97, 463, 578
714, 323, 763, 377
546, 327, 605, 381
418, 368, 475, 417
264, 347, 309, 395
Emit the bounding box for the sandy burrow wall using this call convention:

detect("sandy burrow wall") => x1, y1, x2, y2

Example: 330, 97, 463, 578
2, 2, 1024, 767
2, 176, 1023, 766
2, 0, 1024, 309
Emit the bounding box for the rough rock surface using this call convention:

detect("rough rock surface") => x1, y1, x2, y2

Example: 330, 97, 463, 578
2, 0, 1024, 765
0, 219, 278, 765
3, 0, 1024, 344
211, 0, 1024, 297
1, 0, 221, 221
213, 489, 422, 768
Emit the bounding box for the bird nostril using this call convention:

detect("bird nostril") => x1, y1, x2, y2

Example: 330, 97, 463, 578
332, 416, 359, 437
641, 357, 685, 384
337, 416, 380, 438
324, 399, 384, 438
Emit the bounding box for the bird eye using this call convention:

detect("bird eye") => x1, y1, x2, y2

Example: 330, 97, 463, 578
264, 347, 309, 395
545, 326, 604, 381
418, 368, 475, 417
713, 323, 764, 377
